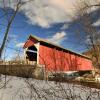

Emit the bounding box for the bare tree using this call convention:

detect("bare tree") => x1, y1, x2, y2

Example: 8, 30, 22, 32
0, 0, 32, 59
74, 0, 100, 70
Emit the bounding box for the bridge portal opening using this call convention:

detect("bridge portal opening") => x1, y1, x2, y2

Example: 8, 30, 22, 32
26, 46, 37, 62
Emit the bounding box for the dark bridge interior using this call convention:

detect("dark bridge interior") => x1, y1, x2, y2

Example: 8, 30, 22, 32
26, 46, 37, 62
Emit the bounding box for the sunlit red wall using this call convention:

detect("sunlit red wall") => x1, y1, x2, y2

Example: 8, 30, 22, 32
23, 37, 38, 48
39, 44, 93, 72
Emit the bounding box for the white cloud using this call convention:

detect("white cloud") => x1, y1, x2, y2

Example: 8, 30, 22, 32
93, 19, 100, 26
61, 24, 69, 30
0, 0, 100, 28
22, 0, 100, 28
0, 0, 76, 28
46, 31, 67, 45
16, 42, 24, 47
0, 0, 19, 9
20, 0, 78, 28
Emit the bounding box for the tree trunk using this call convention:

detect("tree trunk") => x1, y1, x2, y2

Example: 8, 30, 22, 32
0, 3, 20, 59
0, 23, 11, 59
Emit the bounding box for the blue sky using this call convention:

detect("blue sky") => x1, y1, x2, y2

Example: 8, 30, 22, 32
0, 0, 100, 60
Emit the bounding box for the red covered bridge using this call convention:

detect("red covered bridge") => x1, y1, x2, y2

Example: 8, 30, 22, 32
23, 35, 93, 73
